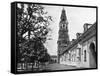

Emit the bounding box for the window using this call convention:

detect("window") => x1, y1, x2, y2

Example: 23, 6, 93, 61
69, 53, 71, 61
63, 24, 65, 28
64, 54, 66, 61
61, 56, 63, 61
84, 50, 86, 62
77, 48, 81, 62
79, 48, 81, 61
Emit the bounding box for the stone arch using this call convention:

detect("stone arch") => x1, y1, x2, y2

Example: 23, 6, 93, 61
89, 42, 96, 58
89, 42, 96, 68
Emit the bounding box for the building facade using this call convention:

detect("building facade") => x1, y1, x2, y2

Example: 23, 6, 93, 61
57, 9, 97, 68
50, 55, 58, 63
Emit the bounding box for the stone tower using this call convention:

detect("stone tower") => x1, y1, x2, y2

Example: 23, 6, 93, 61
57, 8, 70, 63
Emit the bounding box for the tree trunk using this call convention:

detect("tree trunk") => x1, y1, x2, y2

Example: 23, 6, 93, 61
21, 63, 23, 70
37, 61, 39, 71
28, 30, 31, 40
32, 63, 34, 71
26, 62, 28, 71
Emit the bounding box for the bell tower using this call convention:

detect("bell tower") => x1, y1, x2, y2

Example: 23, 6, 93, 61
57, 8, 70, 63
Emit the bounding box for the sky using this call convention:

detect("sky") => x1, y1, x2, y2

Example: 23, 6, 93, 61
43, 5, 96, 56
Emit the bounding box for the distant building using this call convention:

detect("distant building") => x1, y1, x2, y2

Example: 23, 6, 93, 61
57, 8, 97, 68
50, 55, 58, 63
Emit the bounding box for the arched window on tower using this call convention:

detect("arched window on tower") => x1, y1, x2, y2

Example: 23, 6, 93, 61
63, 24, 65, 28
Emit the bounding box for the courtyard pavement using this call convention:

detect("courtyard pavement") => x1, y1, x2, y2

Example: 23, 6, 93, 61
44, 63, 80, 71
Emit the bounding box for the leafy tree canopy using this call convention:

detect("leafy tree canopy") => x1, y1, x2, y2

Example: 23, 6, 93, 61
16, 3, 52, 64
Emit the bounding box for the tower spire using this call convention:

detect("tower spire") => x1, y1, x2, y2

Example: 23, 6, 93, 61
60, 8, 67, 22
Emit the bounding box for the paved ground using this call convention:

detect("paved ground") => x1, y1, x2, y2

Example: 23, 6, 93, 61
17, 63, 82, 72
44, 63, 79, 70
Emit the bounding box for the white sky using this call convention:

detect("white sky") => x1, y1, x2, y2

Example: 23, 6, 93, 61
43, 5, 96, 55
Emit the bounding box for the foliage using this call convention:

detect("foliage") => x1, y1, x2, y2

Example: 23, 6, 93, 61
16, 3, 52, 66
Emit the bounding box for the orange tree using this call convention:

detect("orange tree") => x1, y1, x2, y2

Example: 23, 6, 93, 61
16, 3, 52, 70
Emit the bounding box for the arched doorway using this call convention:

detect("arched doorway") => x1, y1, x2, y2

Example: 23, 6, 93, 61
89, 42, 96, 68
